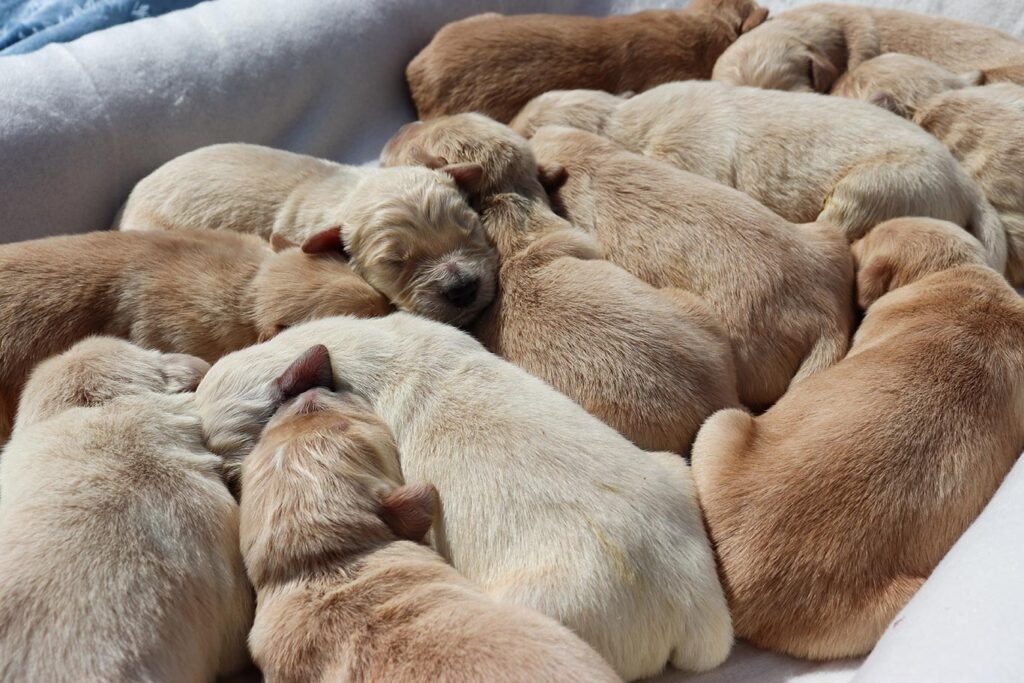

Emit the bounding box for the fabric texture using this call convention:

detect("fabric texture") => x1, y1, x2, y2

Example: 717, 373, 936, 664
0, 1, 1020, 681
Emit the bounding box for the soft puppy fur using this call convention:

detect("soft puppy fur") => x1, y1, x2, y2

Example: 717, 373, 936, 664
406, 0, 769, 122
195, 313, 734, 681
117, 143, 497, 325
835, 56, 1024, 286
691, 218, 1024, 660
712, 3, 1024, 93
381, 113, 739, 455
0, 337, 253, 682
0, 228, 389, 444
511, 82, 1007, 273
240, 382, 620, 683
526, 125, 853, 409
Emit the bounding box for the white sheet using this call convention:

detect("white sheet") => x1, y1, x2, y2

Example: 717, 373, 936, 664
0, 1, 1021, 681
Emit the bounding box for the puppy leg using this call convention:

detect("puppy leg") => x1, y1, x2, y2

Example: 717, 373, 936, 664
790, 327, 849, 387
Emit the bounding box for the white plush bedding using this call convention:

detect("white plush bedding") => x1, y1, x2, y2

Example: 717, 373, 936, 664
0, 0, 1021, 681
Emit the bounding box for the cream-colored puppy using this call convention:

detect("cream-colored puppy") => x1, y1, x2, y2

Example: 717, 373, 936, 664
0, 228, 389, 444
118, 143, 497, 323
196, 313, 734, 681
241, 382, 620, 683
835, 55, 1024, 286
382, 113, 738, 452
0, 337, 253, 681
691, 218, 1023, 660
711, 3, 1024, 93
511, 82, 1007, 272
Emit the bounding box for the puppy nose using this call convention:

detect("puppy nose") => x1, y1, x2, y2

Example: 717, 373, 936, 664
443, 277, 480, 308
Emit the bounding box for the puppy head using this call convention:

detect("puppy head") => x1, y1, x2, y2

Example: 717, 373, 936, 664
852, 218, 988, 309
687, 0, 770, 37
14, 337, 207, 432
381, 113, 544, 198
509, 89, 624, 139
239, 386, 438, 586
832, 53, 983, 118
713, 28, 839, 92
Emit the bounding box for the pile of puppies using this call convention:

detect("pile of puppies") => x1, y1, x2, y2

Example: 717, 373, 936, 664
1, 1, 1023, 681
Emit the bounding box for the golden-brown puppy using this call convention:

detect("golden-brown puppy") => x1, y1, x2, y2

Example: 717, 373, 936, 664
835, 55, 1024, 286
382, 113, 739, 455
526, 126, 853, 408
406, 0, 769, 122
0, 229, 389, 443
691, 218, 1024, 660
118, 143, 497, 324
240, 382, 621, 683
713, 3, 1024, 93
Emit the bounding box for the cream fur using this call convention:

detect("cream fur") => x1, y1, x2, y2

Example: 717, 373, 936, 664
0, 228, 389, 444
117, 143, 497, 325
0, 338, 253, 681
511, 81, 1007, 273
195, 312, 734, 681
691, 219, 1024, 659
240, 386, 620, 682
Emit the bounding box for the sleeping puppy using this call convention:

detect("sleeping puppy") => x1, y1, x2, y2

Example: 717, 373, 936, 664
196, 314, 734, 681
240, 384, 620, 683
712, 3, 1024, 92
0, 228, 389, 444
117, 143, 497, 323
0, 337, 253, 681
691, 217, 1024, 660
406, 0, 769, 122
382, 113, 739, 454
834, 55, 1024, 286
510, 82, 1007, 273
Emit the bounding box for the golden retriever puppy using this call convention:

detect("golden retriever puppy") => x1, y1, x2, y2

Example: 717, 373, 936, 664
0, 338, 253, 682
691, 218, 1024, 660
835, 56, 1024, 286
406, 0, 769, 122
510, 82, 1007, 273
382, 113, 738, 453
118, 143, 497, 323
240, 383, 620, 683
0, 228, 389, 443
712, 3, 1024, 93
196, 314, 733, 681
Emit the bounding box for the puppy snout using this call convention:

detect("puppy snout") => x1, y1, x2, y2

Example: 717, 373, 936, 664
442, 276, 481, 308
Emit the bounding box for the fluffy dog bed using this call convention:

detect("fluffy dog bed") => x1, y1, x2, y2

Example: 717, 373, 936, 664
0, 1, 1020, 681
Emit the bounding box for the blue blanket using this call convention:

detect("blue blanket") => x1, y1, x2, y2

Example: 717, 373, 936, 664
0, 0, 207, 55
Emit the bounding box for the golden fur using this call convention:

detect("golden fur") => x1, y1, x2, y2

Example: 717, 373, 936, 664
240, 385, 620, 683
406, 0, 769, 122
691, 218, 1024, 659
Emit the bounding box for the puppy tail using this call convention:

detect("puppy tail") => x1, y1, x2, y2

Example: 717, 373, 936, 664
968, 198, 1008, 276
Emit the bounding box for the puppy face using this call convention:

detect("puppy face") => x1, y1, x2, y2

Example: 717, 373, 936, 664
852, 218, 988, 309
713, 34, 836, 92
14, 336, 208, 432
339, 167, 496, 328
832, 54, 983, 118
509, 90, 624, 138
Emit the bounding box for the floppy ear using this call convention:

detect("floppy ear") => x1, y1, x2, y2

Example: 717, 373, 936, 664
379, 483, 438, 543
269, 232, 297, 252
856, 257, 895, 310
809, 50, 839, 92
441, 163, 485, 195
960, 69, 985, 87
301, 226, 349, 259
741, 5, 769, 33
537, 163, 568, 194
274, 344, 334, 400
867, 91, 908, 117
410, 146, 449, 170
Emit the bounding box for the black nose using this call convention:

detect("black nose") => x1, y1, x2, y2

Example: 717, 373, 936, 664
443, 277, 480, 308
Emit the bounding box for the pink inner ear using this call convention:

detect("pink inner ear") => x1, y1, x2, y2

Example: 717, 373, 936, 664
301, 226, 344, 255
380, 483, 438, 542
274, 344, 334, 400
442, 163, 484, 194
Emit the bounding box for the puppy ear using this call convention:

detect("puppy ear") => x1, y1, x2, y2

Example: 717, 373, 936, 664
867, 91, 908, 117
257, 323, 287, 344
960, 69, 985, 87
442, 163, 485, 195
270, 232, 297, 252
411, 146, 449, 170
301, 226, 349, 259
538, 163, 568, 194
741, 5, 769, 33
856, 257, 895, 310
274, 344, 334, 400
809, 50, 839, 92
379, 483, 438, 543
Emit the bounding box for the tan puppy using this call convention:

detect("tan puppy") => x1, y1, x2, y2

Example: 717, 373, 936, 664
510, 82, 1008, 273
835, 56, 1024, 286
691, 218, 1024, 660
382, 113, 738, 454
526, 125, 853, 408
241, 383, 620, 683
118, 143, 497, 322
0, 228, 389, 443
406, 0, 769, 122
712, 3, 1024, 93
0, 337, 253, 681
